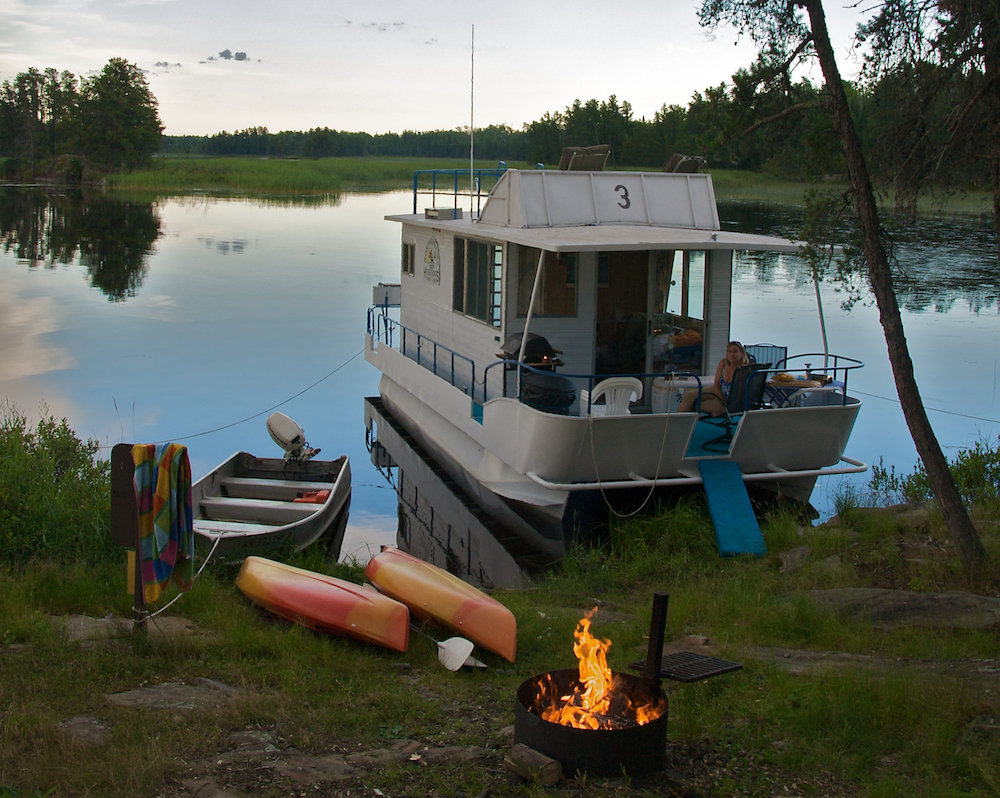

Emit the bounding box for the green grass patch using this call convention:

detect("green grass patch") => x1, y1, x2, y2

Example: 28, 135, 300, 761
1, 409, 998, 796
107, 156, 528, 196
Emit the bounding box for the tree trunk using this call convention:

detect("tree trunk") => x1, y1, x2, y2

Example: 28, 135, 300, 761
803, 0, 987, 574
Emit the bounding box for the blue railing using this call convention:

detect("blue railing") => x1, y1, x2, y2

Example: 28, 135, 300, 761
369, 308, 864, 413
368, 310, 477, 396
412, 165, 508, 216
480, 361, 706, 412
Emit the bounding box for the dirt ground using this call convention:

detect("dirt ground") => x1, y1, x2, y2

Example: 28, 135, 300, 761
51, 582, 999, 798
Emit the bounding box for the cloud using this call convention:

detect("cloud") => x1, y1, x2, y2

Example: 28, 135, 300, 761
211, 49, 250, 61
343, 21, 405, 33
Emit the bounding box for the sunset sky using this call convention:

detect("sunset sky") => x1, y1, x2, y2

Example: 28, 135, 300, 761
1, 0, 867, 137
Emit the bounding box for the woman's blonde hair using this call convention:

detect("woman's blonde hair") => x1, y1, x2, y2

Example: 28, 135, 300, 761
727, 341, 749, 367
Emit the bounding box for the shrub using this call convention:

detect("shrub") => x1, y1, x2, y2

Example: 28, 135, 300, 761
0, 404, 113, 568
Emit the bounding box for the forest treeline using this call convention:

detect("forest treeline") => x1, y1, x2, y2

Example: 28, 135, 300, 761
159, 64, 988, 190
0, 54, 991, 195
0, 58, 162, 180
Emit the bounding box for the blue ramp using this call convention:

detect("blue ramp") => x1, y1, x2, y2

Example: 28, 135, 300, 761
698, 460, 767, 557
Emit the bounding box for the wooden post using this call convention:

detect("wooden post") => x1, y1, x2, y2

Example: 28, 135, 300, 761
110, 443, 146, 633
644, 591, 669, 681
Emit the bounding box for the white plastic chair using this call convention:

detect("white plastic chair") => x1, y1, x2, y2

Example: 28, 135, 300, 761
588, 377, 643, 417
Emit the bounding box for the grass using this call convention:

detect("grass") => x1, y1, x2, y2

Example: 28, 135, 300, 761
1, 407, 999, 797
107, 156, 525, 196
105, 157, 995, 220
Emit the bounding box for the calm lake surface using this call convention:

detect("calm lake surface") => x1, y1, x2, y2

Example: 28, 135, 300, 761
2, 186, 998, 564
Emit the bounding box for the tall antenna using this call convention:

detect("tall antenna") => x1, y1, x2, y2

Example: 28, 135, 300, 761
470, 24, 475, 213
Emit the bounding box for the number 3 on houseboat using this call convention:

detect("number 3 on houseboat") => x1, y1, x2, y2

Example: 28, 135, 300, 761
614, 184, 631, 209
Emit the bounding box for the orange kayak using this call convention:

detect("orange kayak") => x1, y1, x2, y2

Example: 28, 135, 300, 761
365, 547, 517, 662
237, 556, 409, 652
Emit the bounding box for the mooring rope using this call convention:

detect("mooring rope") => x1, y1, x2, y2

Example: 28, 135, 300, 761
587, 395, 672, 519
103, 348, 366, 450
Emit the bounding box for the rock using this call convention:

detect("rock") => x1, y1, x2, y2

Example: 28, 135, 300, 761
346, 749, 400, 766
784, 589, 1000, 630
107, 681, 234, 710
227, 730, 279, 754
269, 753, 354, 783
54, 614, 199, 645
779, 546, 811, 574
896, 508, 933, 530
422, 745, 488, 764
816, 554, 843, 575
58, 714, 111, 746
196, 677, 243, 696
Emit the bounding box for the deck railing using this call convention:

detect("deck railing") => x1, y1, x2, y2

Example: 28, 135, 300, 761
411, 165, 508, 216
368, 310, 477, 396
369, 308, 863, 413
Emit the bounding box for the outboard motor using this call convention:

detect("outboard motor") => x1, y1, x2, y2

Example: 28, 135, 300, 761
266, 412, 321, 464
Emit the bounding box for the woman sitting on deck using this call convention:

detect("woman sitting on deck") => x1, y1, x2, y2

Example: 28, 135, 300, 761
676, 341, 749, 416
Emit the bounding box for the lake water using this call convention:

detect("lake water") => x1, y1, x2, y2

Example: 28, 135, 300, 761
2, 186, 998, 564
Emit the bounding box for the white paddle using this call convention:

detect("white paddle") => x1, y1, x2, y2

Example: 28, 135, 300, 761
437, 636, 475, 671
410, 624, 476, 671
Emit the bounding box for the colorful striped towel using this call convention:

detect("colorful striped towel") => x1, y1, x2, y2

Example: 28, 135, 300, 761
132, 443, 194, 603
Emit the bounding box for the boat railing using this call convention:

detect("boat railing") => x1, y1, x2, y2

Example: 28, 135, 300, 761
368, 310, 477, 396
481, 357, 864, 413
481, 362, 709, 413
369, 309, 864, 413
412, 164, 508, 216
775, 354, 863, 397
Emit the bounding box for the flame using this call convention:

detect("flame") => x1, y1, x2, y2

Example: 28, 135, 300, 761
536, 607, 664, 730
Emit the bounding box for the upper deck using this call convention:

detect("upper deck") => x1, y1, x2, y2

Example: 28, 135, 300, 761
389, 169, 803, 254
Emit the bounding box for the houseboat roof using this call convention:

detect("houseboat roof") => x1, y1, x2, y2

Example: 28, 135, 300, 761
388, 169, 805, 254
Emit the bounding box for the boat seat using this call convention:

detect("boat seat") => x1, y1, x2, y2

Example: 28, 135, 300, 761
745, 343, 787, 370
221, 476, 332, 501
587, 377, 643, 417
199, 496, 317, 524
194, 520, 282, 535
699, 364, 769, 451
558, 144, 611, 171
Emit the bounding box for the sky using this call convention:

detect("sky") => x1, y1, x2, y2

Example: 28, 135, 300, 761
0, 1, 866, 138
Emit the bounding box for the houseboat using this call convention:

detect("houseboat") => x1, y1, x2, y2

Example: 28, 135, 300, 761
365, 161, 865, 547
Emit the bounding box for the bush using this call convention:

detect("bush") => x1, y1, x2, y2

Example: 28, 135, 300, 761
0, 404, 114, 568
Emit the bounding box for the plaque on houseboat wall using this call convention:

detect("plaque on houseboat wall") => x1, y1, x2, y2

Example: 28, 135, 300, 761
423, 237, 441, 285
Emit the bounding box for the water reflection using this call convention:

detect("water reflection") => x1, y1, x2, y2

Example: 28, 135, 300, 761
0, 188, 162, 301
364, 396, 551, 589
721, 200, 1000, 312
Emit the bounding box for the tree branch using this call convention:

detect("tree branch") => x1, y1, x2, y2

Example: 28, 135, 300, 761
742, 100, 821, 136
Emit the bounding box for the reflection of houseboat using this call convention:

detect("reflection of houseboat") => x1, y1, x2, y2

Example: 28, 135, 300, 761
365, 163, 866, 534
365, 396, 541, 587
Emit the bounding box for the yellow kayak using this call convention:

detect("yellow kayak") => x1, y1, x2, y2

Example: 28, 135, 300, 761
237, 556, 409, 652
364, 547, 517, 662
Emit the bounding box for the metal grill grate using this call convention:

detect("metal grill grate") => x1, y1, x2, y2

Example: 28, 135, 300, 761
629, 651, 743, 683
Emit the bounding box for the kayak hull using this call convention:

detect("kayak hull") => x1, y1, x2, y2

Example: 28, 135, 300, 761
237, 556, 409, 652
365, 546, 517, 662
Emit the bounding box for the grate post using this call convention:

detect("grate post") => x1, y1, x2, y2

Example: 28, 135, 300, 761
644, 591, 669, 680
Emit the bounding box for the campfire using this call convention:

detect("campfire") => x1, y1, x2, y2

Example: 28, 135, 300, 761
513, 607, 670, 777
532, 608, 665, 729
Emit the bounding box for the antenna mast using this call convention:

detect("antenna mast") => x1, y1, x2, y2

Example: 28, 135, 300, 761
470, 24, 475, 213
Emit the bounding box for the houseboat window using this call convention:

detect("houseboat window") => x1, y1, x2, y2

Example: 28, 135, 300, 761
651, 250, 705, 374
516, 248, 577, 317
402, 242, 415, 275
595, 250, 648, 374
453, 237, 501, 327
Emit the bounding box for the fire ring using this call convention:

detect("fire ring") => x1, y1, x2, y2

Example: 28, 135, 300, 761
514, 669, 669, 777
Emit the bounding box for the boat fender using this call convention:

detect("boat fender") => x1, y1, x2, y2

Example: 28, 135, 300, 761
294, 490, 331, 504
